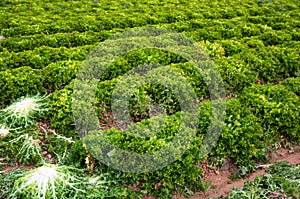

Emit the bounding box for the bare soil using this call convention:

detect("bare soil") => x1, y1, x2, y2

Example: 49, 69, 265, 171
181, 145, 300, 199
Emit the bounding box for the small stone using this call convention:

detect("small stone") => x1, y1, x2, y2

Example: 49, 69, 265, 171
32, 139, 42, 144
0, 129, 9, 137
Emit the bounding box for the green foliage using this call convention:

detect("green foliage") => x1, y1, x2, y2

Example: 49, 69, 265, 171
219, 40, 247, 57
63, 140, 88, 168
8, 134, 43, 164
83, 103, 208, 197
281, 77, 300, 96
222, 162, 300, 199
259, 30, 292, 46
45, 82, 75, 135
0, 168, 24, 198
215, 58, 257, 93
1, 0, 300, 198
0, 67, 45, 106
239, 84, 300, 143
0, 95, 48, 128
235, 46, 299, 82
0, 165, 128, 199
44, 130, 76, 164
101, 48, 187, 81
0, 31, 114, 52
94, 62, 210, 121
9, 164, 86, 199
210, 99, 268, 167
0, 45, 93, 71
0, 61, 81, 107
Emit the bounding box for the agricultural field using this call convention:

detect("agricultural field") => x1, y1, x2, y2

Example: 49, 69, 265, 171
0, 0, 299, 198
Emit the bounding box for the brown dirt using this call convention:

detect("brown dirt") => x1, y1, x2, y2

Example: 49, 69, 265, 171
177, 145, 300, 199
1, 163, 35, 174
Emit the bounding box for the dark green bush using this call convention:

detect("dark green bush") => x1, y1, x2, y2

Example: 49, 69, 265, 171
242, 38, 265, 49
95, 61, 211, 121
45, 81, 75, 136
0, 31, 113, 52
239, 84, 300, 142
235, 46, 299, 82
0, 60, 81, 107
210, 99, 268, 166
0, 67, 45, 107
259, 30, 292, 46
281, 77, 300, 96
219, 40, 247, 57
101, 48, 187, 81
83, 103, 208, 198
215, 58, 257, 93
42, 61, 81, 91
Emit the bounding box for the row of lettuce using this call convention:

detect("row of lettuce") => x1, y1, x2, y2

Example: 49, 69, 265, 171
0, 42, 298, 106
0, 0, 299, 197
1, 72, 299, 198
1, 0, 298, 37
0, 22, 298, 53
39, 37, 298, 197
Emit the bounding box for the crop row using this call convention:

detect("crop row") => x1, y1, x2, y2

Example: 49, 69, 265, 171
1, 13, 299, 38
1, 20, 298, 53
0, 60, 81, 106
0, 30, 119, 53
1, 0, 294, 25
1, 41, 298, 107
1, 27, 297, 59
46, 78, 299, 197
0, 45, 93, 71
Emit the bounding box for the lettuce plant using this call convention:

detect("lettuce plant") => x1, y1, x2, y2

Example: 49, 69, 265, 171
9, 134, 43, 164
1, 95, 48, 128
10, 164, 86, 199
45, 130, 75, 163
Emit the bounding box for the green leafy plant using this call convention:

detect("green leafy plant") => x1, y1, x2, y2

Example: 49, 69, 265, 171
1, 94, 48, 128
222, 162, 300, 199
0, 168, 24, 198
1, 0, 300, 198
10, 164, 86, 199
45, 129, 75, 163
9, 133, 43, 164
199, 178, 212, 194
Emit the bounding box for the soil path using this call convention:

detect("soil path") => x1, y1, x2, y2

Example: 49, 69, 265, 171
186, 146, 300, 199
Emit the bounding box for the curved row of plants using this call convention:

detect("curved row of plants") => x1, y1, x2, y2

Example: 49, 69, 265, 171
0, 0, 299, 198
1, 73, 298, 198
0, 42, 298, 106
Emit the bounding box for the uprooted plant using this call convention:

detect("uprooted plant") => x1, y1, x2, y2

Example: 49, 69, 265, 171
0, 94, 48, 128
9, 164, 86, 199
